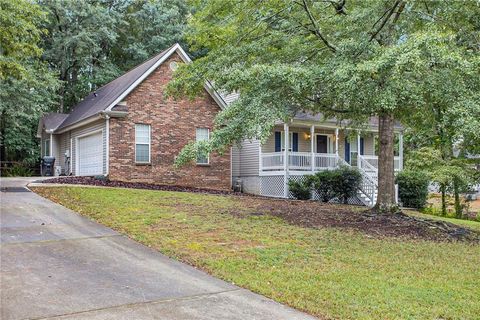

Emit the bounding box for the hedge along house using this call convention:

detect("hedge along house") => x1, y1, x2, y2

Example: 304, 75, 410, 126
231, 113, 404, 207
37, 43, 231, 190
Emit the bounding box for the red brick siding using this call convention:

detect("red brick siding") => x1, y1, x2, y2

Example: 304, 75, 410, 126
108, 53, 231, 190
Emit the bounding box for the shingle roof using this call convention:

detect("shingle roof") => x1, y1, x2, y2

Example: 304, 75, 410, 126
294, 111, 403, 130
56, 45, 174, 130
42, 113, 69, 131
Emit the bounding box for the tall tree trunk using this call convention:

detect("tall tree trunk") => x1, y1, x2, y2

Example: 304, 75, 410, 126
453, 180, 462, 218
440, 185, 447, 216
373, 112, 398, 213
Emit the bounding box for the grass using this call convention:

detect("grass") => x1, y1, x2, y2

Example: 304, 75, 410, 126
33, 186, 480, 320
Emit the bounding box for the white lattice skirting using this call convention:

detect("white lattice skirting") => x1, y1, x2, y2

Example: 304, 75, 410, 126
259, 174, 365, 206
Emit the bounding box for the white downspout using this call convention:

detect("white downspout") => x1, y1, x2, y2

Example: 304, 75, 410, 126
105, 115, 110, 176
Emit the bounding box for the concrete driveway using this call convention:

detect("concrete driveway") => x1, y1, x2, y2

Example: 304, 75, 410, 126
0, 177, 315, 320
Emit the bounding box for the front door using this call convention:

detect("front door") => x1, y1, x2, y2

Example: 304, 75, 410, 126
316, 135, 328, 153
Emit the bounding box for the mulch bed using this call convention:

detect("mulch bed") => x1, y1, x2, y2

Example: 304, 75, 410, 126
242, 199, 480, 243
40, 176, 245, 196
40, 176, 480, 243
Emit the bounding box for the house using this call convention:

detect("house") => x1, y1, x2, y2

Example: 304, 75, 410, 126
231, 114, 404, 206
37, 43, 231, 190
38, 43, 405, 206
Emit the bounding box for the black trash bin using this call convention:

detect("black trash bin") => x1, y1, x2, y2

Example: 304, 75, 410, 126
41, 156, 56, 176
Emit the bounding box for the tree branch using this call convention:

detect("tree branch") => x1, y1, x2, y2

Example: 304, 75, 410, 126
368, 0, 402, 43
295, 0, 337, 53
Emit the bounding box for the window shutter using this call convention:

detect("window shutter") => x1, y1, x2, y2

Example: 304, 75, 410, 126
275, 132, 281, 152
292, 132, 298, 152
360, 137, 364, 155
345, 137, 350, 163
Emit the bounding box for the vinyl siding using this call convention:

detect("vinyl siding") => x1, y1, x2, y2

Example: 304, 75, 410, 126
237, 139, 260, 176
232, 145, 240, 176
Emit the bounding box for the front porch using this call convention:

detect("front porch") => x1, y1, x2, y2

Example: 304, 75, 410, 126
259, 123, 403, 175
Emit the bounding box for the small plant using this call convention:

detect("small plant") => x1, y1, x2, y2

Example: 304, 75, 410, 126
331, 166, 362, 204
288, 178, 312, 200
3, 163, 33, 177
311, 170, 338, 202
310, 166, 362, 204
396, 170, 429, 209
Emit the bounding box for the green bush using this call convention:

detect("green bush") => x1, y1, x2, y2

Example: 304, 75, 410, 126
288, 178, 312, 200
311, 166, 362, 204
312, 170, 338, 202
3, 163, 33, 177
331, 166, 363, 204
396, 170, 429, 208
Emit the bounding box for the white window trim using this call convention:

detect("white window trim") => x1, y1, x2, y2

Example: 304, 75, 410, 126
135, 124, 151, 164
196, 128, 210, 165
314, 133, 335, 154
44, 139, 51, 157
280, 132, 294, 152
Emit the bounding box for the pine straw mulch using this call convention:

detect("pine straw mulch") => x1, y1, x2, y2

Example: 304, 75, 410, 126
40, 176, 480, 243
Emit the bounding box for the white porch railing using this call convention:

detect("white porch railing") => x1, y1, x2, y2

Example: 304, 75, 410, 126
361, 155, 401, 171
261, 152, 340, 171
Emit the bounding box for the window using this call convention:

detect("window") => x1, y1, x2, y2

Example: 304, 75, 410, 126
135, 124, 150, 163
196, 128, 209, 164
44, 139, 50, 157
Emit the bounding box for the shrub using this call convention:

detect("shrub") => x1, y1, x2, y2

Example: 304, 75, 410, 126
310, 166, 362, 204
396, 170, 429, 208
3, 163, 33, 177
312, 170, 338, 202
331, 166, 362, 204
288, 178, 312, 200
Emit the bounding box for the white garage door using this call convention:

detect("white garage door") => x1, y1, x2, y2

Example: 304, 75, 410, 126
77, 132, 103, 176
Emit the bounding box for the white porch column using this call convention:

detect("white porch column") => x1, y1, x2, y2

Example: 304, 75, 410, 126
310, 125, 315, 172
335, 129, 339, 155
284, 123, 289, 198
357, 133, 361, 167
399, 132, 404, 171
49, 133, 53, 157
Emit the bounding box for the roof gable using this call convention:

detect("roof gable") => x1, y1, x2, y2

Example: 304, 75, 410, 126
55, 43, 227, 132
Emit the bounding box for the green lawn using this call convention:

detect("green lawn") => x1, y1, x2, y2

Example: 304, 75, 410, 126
34, 186, 480, 320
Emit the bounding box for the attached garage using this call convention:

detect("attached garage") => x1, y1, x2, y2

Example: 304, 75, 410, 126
76, 131, 104, 176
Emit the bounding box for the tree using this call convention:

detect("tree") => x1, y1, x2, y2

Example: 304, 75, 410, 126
169, 0, 480, 213
407, 147, 479, 217
111, 0, 189, 71
39, 0, 123, 112
0, 0, 46, 79
0, 0, 59, 163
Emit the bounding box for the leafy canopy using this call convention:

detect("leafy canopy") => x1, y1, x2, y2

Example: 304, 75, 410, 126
168, 0, 480, 165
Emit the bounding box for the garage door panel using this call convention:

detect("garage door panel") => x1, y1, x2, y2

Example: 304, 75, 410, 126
78, 132, 103, 176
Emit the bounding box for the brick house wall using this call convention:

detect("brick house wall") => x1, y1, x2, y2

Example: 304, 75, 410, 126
108, 53, 231, 190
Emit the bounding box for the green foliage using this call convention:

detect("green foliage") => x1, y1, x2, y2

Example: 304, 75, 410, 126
2, 162, 33, 177
311, 170, 338, 202
40, 0, 189, 112
331, 166, 363, 204
169, 1, 480, 168
407, 147, 479, 216
288, 178, 312, 200
396, 170, 429, 209
0, 0, 47, 79
310, 166, 362, 204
